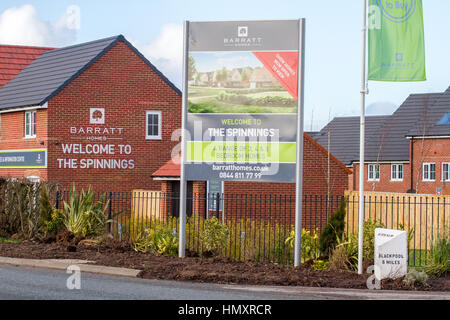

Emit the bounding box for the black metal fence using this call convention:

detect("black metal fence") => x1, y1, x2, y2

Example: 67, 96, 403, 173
55, 190, 449, 267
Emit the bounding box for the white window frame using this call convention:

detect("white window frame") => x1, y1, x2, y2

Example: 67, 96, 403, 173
25, 110, 37, 138
368, 164, 380, 182
391, 164, 404, 181
145, 111, 162, 140
423, 163, 436, 182
442, 162, 450, 182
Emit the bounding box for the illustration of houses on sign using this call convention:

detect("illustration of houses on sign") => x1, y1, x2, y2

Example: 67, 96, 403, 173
250, 67, 280, 88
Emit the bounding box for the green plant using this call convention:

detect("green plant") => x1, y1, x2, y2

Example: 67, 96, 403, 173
424, 228, 449, 278
0, 237, 22, 243
328, 219, 385, 271
0, 178, 46, 240
157, 234, 178, 255
44, 209, 65, 235
200, 217, 229, 255
347, 219, 385, 261
132, 224, 178, 256
403, 269, 429, 288
39, 185, 54, 227
312, 259, 330, 271
319, 197, 347, 256
62, 185, 112, 238
328, 244, 353, 271
285, 228, 320, 263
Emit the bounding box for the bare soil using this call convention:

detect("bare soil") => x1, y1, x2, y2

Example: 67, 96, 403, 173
0, 238, 448, 292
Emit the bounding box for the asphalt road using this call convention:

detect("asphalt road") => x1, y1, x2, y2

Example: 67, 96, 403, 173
0, 264, 448, 301
0, 264, 314, 300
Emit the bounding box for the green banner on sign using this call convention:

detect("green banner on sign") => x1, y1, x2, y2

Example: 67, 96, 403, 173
368, 0, 426, 82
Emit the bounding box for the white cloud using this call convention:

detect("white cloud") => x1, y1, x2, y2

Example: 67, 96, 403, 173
132, 24, 183, 88
0, 4, 80, 47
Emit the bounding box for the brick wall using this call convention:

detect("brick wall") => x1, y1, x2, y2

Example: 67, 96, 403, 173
351, 138, 450, 195
411, 137, 450, 195
46, 41, 182, 192
0, 108, 48, 180
352, 163, 411, 194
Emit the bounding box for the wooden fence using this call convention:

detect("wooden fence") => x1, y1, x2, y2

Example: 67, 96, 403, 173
345, 191, 450, 251
131, 190, 161, 220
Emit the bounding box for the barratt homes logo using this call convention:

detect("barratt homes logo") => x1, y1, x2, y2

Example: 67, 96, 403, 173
223, 25, 262, 48
90, 108, 105, 124
377, 0, 416, 23
238, 26, 248, 37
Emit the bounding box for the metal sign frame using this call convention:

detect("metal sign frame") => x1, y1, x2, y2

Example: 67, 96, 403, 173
179, 19, 306, 267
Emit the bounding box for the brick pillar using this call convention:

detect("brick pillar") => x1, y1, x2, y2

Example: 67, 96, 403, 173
192, 181, 206, 218
160, 181, 172, 221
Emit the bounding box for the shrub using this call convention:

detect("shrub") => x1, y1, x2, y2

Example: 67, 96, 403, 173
328, 244, 353, 271
200, 217, 229, 255
188, 101, 215, 113
132, 224, 178, 256
403, 269, 429, 288
0, 178, 45, 240
347, 219, 385, 261
312, 259, 330, 271
319, 197, 347, 256
285, 228, 320, 263
328, 219, 385, 271
424, 228, 449, 278
62, 185, 112, 238
44, 209, 65, 235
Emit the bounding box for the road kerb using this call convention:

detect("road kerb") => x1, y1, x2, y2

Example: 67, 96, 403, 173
0, 257, 141, 278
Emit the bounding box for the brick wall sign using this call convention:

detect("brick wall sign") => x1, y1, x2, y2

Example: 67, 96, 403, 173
57, 108, 134, 170
185, 20, 302, 183
374, 228, 408, 281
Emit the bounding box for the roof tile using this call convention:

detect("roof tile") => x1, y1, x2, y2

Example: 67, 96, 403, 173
0, 44, 54, 88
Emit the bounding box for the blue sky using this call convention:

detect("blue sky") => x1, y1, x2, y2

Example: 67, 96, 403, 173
0, 0, 449, 130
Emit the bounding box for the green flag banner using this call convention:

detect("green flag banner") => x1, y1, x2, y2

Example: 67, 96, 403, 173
368, 0, 426, 81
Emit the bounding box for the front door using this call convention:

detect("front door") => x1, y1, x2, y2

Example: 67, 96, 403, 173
171, 181, 193, 218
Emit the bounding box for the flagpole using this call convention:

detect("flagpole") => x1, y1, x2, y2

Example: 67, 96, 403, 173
294, 18, 306, 268
358, 0, 368, 275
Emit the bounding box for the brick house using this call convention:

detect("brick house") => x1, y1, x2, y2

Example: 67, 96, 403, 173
0, 35, 181, 191
314, 86, 450, 195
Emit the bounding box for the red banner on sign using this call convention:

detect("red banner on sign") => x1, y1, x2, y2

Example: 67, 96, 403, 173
252, 51, 299, 100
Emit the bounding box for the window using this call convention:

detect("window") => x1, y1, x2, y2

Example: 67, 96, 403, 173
442, 163, 450, 182
25, 110, 36, 138
391, 164, 404, 181
368, 164, 380, 181
146, 111, 161, 140
423, 163, 436, 181
437, 113, 450, 125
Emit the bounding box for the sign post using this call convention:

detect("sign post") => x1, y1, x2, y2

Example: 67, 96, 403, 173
294, 19, 306, 267
179, 19, 305, 265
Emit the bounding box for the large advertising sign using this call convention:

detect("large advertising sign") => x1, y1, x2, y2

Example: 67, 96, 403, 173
185, 20, 301, 182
